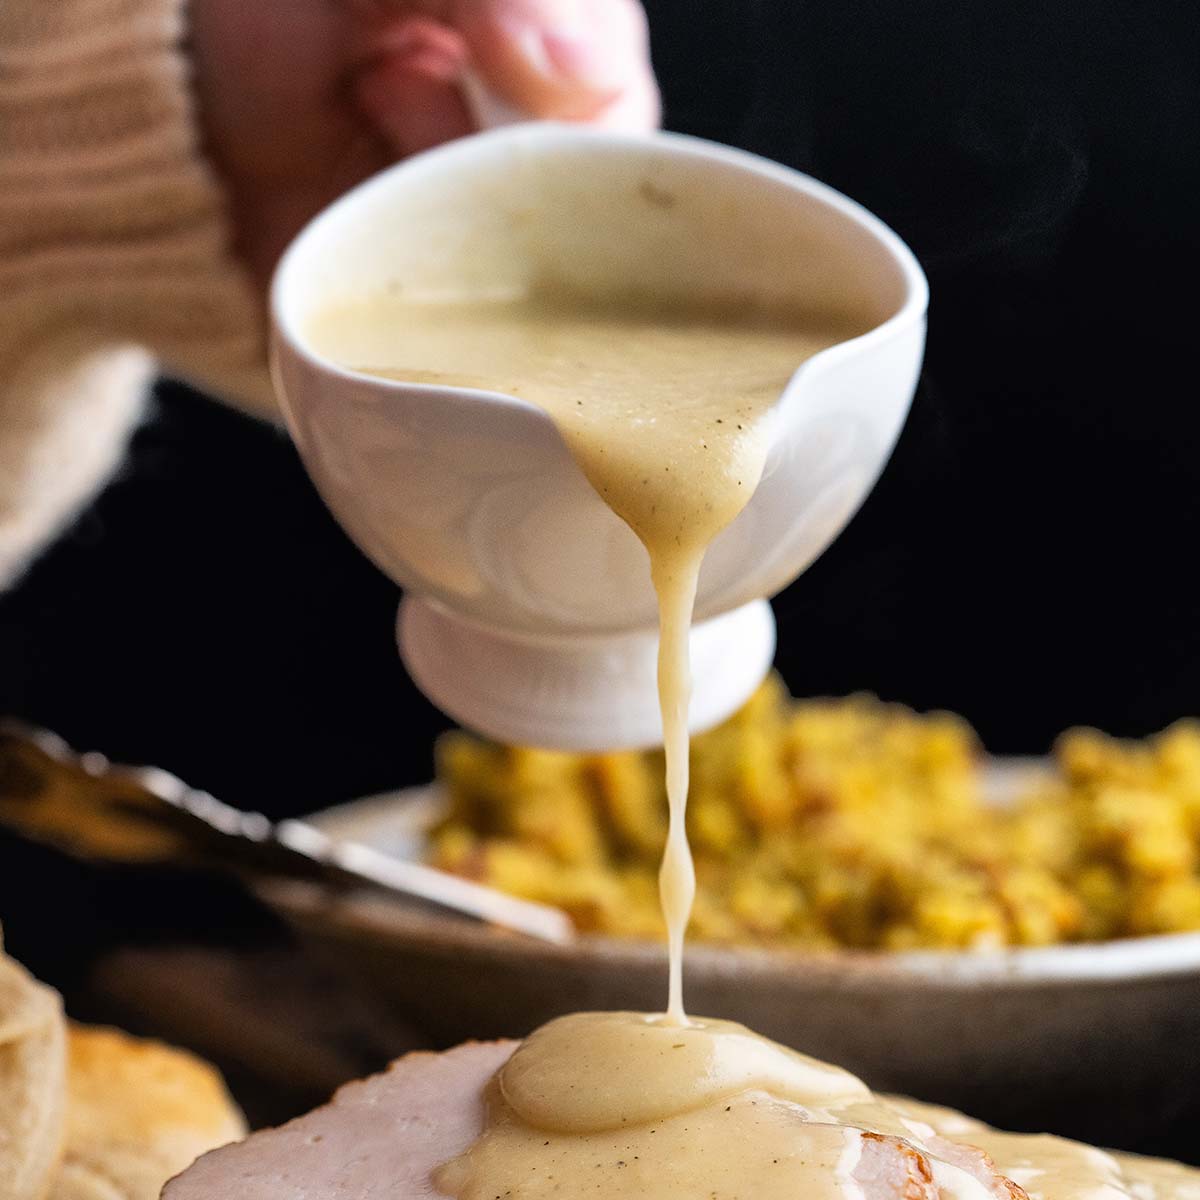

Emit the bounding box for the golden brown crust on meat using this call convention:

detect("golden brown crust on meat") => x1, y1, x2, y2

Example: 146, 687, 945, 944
929, 1134, 1031, 1200
861, 1131, 938, 1200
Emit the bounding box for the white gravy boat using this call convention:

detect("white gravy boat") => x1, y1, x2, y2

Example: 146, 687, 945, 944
270, 125, 927, 750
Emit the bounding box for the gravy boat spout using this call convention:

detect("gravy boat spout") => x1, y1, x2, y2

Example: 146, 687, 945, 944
270, 125, 928, 750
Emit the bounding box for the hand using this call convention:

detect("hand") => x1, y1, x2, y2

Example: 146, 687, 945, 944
190, 0, 660, 292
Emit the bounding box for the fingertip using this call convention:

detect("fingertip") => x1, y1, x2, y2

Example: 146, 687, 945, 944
457, 0, 657, 122
587, 71, 661, 133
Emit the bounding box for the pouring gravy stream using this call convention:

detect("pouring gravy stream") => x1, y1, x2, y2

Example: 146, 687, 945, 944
310, 290, 855, 1024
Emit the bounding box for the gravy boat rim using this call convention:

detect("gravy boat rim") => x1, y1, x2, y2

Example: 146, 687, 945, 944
270, 123, 929, 429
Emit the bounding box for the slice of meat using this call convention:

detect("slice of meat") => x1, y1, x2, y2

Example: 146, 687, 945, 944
922, 1135, 1030, 1200
857, 1131, 939, 1200
877, 1096, 1027, 1200
162, 1041, 516, 1200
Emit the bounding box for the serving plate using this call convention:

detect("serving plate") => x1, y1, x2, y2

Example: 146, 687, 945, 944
259, 765, 1200, 1146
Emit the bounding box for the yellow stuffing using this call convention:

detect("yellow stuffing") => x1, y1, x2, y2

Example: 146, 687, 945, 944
430, 678, 1200, 950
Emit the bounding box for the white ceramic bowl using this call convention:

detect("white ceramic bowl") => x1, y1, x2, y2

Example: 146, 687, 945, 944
270, 125, 928, 749
260, 771, 1200, 1148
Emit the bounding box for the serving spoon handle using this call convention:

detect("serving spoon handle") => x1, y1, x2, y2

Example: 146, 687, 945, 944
0, 721, 573, 945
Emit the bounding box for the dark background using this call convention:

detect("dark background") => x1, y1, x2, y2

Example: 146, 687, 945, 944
2, 0, 1199, 1152
4, 0, 1198, 814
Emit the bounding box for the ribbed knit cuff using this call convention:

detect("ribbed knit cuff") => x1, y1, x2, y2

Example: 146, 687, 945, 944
0, 0, 277, 586
0, 0, 273, 416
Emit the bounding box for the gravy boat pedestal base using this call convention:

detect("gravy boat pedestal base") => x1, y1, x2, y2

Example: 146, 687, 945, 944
400, 596, 776, 751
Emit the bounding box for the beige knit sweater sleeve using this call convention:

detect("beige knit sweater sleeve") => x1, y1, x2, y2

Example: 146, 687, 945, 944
0, 0, 275, 588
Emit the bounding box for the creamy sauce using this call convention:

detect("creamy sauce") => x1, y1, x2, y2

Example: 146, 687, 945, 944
309, 292, 854, 1023
434, 1013, 1200, 1200
308, 291, 1200, 1200
893, 1099, 1200, 1200
436, 1013, 903, 1200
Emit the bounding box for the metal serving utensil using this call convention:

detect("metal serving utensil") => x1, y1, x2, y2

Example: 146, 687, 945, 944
0, 720, 573, 944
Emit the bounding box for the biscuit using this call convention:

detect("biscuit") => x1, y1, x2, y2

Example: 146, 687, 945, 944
49, 1025, 245, 1200
0, 954, 67, 1200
